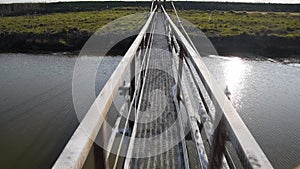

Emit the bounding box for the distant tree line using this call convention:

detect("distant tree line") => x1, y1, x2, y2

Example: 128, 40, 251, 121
0, 1, 151, 16
0, 3, 42, 16
166, 1, 300, 12
0, 1, 299, 16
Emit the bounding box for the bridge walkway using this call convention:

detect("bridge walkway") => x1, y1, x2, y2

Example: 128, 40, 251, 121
128, 13, 186, 169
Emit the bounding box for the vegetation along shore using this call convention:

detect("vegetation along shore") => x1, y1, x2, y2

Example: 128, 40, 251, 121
0, 2, 299, 58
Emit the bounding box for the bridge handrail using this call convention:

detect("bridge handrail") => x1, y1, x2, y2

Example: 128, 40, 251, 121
162, 6, 273, 169
52, 8, 157, 169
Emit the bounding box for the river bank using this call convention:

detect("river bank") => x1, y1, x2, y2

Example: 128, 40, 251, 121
210, 34, 300, 58
0, 32, 299, 59
0, 5, 299, 58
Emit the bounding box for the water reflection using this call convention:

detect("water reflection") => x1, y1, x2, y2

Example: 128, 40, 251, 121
201, 56, 300, 168
222, 57, 251, 105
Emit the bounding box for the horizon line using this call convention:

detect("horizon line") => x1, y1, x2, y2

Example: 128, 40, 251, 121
1, 0, 300, 5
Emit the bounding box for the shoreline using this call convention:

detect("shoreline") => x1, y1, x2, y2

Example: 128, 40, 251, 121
209, 34, 300, 58
1, 33, 299, 59
2, 51, 299, 64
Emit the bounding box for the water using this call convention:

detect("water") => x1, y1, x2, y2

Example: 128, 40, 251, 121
0, 53, 299, 168
0, 53, 121, 169
202, 55, 300, 169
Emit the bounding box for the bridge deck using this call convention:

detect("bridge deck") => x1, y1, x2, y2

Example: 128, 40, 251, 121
129, 13, 186, 169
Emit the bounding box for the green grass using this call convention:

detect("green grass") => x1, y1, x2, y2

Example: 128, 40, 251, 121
0, 8, 299, 38
174, 10, 300, 37
0, 7, 147, 34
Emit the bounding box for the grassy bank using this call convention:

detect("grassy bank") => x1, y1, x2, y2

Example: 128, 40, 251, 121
0, 7, 146, 53
176, 10, 300, 37
0, 6, 299, 57
2, 8, 299, 37
0, 7, 146, 34
174, 10, 300, 58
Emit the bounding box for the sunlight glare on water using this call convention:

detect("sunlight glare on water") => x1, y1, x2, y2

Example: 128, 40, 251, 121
222, 57, 252, 106
203, 55, 300, 169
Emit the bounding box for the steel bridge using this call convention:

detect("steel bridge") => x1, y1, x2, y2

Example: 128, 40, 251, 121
52, 2, 273, 169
